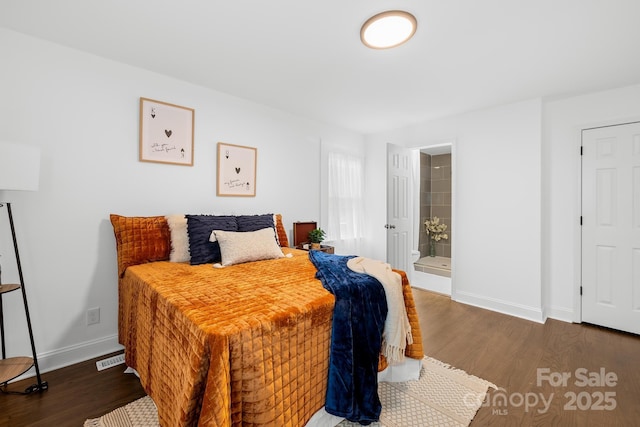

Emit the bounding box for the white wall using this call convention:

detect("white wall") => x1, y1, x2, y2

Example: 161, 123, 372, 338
543, 83, 640, 322
366, 99, 544, 322
0, 28, 363, 374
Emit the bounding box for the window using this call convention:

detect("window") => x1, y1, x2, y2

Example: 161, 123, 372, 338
327, 152, 365, 253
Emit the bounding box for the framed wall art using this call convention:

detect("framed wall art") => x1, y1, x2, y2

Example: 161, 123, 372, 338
217, 142, 257, 197
139, 97, 194, 166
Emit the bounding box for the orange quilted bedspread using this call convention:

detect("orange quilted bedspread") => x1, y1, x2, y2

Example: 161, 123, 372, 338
119, 248, 423, 426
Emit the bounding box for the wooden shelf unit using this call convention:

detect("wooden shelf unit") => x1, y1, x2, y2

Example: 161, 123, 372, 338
0, 357, 34, 384
0, 202, 47, 393
0, 283, 36, 385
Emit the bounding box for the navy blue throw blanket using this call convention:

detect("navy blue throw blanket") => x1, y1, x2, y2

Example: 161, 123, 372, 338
308, 250, 388, 425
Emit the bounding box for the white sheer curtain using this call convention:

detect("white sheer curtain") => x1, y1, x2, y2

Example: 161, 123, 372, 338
327, 151, 365, 254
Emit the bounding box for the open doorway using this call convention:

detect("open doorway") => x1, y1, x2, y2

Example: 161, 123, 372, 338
411, 143, 452, 295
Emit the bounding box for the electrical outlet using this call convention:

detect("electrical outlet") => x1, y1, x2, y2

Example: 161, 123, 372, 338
87, 307, 100, 325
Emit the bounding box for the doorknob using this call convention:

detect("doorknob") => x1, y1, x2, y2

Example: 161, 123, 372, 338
384, 224, 396, 229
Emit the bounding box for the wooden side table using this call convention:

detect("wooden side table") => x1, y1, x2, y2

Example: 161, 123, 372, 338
296, 244, 334, 254
314, 245, 334, 254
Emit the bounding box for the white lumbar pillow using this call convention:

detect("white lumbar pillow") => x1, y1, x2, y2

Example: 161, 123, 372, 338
213, 227, 284, 266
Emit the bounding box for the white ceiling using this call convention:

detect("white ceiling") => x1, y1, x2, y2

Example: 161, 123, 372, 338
2, 1, 640, 134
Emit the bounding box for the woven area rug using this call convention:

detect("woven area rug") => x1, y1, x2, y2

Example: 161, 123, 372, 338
339, 357, 497, 426
83, 396, 158, 427
84, 356, 496, 427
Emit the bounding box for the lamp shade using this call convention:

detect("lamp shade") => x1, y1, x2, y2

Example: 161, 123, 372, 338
0, 142, 41, 191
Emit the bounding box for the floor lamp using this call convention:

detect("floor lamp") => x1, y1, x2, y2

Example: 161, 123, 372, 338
0, 141, 47, 393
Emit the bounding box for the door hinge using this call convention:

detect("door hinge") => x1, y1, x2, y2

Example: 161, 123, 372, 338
580, 216, 583, 225
580, 286, 583, 296
580, 146, 583, 155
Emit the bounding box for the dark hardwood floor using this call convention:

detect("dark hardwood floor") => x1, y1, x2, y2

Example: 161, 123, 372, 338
0, 352, 146, 427
412, 289, 640, 426
1, 288, 639, 426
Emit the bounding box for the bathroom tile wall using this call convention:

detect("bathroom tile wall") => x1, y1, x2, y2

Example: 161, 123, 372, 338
419, 153, 452, 258
419, 153, 431, 257
430, 154, 452, 258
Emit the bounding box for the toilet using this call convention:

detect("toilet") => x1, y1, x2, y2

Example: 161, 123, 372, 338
410, 249, 421, 264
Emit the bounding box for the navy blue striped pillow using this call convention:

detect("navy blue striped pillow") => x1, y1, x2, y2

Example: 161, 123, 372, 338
186, 215, 237, 265
236, 214, 275, 232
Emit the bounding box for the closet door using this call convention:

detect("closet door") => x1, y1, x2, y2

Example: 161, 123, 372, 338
582, 121, 640, 334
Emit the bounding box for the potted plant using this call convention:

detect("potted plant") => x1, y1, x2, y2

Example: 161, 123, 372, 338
308, 228, 326, 250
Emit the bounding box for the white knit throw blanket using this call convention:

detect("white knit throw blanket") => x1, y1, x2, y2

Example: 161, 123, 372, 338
347, 257, 413, 364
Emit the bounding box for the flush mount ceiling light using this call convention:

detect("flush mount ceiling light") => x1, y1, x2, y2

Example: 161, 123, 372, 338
360, 10, 417, 49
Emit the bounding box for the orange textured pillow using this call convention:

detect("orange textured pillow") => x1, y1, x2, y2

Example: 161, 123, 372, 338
110, 214, 171, 277
274, 214, 289, 247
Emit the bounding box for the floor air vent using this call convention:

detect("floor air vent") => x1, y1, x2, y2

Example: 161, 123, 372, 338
96, 353, 125, 371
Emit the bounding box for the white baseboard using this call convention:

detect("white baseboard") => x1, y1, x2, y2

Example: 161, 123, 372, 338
410, 271, 451, 295
11, 334, 123, 383
454, 290, 545, 324
544, 306, 575, 323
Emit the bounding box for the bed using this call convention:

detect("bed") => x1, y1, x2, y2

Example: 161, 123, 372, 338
110, 213, 424, 426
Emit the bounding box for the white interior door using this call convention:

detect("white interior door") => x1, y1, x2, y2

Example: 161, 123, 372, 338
582, 121, 640, 335
386, 143, 412, 271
